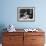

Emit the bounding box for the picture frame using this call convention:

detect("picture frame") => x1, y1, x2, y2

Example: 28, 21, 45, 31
17, 7, 35, 22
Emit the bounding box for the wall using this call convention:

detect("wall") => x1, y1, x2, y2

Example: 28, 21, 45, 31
0, 0, 46, 29
0, 0, 46, 43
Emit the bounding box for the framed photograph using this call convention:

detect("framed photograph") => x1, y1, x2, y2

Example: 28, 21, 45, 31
17, 7, 35, 22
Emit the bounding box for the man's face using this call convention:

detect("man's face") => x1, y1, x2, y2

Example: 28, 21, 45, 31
24, 12, 27, 15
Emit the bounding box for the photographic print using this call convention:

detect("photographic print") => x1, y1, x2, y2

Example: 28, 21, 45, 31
17, 7, 35, 22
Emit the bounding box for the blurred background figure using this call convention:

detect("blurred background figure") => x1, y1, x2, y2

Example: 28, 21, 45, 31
20, 9, 33, 20
20, 11, 30, 19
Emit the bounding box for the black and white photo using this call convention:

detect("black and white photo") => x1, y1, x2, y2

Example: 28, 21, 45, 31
17, 7, 35, 22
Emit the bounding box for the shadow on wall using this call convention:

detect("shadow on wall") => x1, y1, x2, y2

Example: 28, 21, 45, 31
0, 24, 7, 43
